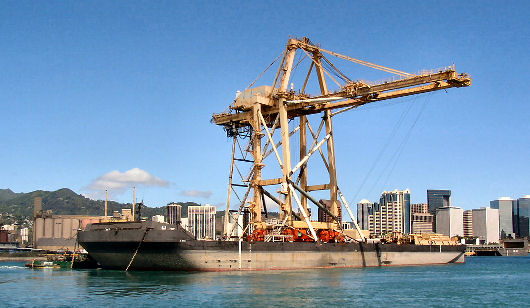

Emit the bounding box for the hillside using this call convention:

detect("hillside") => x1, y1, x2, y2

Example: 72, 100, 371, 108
0, 189, 22, 202
0, 188, 201, 221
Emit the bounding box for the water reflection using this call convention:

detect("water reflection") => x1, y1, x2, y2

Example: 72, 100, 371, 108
2, 258, 529, 307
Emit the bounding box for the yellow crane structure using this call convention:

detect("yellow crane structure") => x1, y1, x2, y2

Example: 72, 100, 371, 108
213, 37, 471, 242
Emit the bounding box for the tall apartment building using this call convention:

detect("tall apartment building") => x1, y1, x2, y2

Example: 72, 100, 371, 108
368, 189, 411, 237
167, 202, 182, 225
188, 205, 216, 240
436, 206, 463, 237
463, 210, 473, 237
472, 207, 500, 244
515, 195, 530, 237
427, 190, 451, 214
357, 199, 374, 230
490, 197, 516, 239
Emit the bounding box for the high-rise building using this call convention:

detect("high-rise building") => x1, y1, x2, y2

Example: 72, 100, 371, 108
490, 197, 516, 239
411, 203, 428, 214
516, 195, 530, 238
463, 210, 473, 237
427, 190, 451, 214
368, 189, 410, 237
472, 207, 500, 244
188, 205, 216, 240
411, 203, 433, 234
357, 199, 374, 230
318, 199, 342, 223
167, 202, 182, 225
411, 213, 434, 234
435, 207, 463, 237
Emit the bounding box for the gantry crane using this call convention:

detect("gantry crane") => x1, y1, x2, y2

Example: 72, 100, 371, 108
213, 37, 471, 242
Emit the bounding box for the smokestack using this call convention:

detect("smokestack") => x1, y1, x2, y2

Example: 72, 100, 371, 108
34, 197, 42, 218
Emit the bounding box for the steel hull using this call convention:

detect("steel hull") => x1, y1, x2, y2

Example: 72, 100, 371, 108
78, 222, 465, 271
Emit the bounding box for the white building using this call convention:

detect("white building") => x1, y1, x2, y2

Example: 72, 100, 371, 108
436, 206, 463, 237
188, 205, 216, 240
472, 207, 500, 244
167, 203, 182, 225
20, 227, 29, 244
368, 189, 411, 237
225, 212, 244, 239
152, 215, 165, 223
490, 197, 515, 239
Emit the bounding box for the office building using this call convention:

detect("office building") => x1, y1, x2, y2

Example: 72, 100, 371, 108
516, 195, 530, 237
357, 199, 374, 230
167, 202, 182, 225
463, 210, 473, 237
436, 206, 463, 237
410, 203, 433, 234
188, 205, 216, 240
472, 207, 500, 244
427, 190, 451, 214
411, 203, 428, 214
411, 213, 434, 234
368, 189, 410, 237
490, 197, 516, 239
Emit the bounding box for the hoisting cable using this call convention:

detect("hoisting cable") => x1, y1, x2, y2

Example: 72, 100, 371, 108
246, 52, 283, 90
379, 94, 431, 190
350, 97, 414, 203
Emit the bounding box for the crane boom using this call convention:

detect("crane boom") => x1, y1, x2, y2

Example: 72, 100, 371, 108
212, 68, 470, 126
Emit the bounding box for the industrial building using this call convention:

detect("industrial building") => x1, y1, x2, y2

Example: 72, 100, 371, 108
472, 207, 500, 244
34, 215, 102, 250
436, 206, 463, 237
367, 189, 411, 237
31, 196, 138, 250
187, 205, 216, 240
167, 202, 182, 225
490, 197, 516, 239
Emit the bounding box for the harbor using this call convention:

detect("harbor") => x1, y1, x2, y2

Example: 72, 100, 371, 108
1, 256, 529, 307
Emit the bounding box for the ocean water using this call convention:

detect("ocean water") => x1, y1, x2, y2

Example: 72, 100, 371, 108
1, 257, 528, 307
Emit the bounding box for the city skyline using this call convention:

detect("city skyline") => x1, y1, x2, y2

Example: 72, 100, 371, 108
1, 2, 529, 211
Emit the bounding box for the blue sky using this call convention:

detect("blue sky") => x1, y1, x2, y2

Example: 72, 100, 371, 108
1, 1, 528, 211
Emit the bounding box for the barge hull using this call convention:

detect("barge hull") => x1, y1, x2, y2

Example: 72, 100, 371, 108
78, 222, 465, 271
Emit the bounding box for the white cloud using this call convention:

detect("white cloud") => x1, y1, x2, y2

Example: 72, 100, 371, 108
84, 168, 169, 199
181, 190, 212, 199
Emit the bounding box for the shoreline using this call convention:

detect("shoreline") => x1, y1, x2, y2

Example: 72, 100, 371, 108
0, 256, 47, 262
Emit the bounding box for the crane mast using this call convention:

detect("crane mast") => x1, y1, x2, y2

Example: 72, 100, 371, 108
213, 37, 471, 242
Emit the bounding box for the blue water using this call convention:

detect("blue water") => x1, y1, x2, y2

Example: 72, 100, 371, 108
1, 257, 528, 307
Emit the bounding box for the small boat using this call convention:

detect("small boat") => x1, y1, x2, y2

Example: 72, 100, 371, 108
25, 252, 98, 269
25, 259, 68, 269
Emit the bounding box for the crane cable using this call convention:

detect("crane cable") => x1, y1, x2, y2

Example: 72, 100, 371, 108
246, 52, 283, 90
378, 94, 431, 192
349, 97, 415, 204
297, 41, 412, 77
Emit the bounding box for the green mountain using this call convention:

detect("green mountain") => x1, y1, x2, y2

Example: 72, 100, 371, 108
0, 189, 22, 202
0, 188, 201, 221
